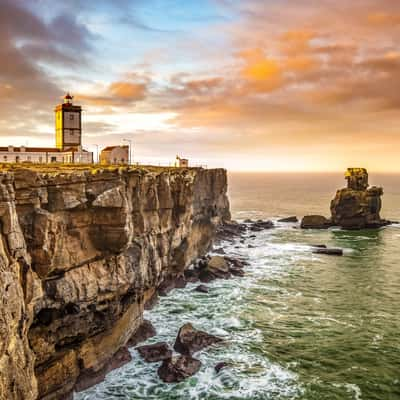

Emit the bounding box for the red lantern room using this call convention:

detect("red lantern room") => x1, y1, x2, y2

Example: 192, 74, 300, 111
64, 93, 73, 105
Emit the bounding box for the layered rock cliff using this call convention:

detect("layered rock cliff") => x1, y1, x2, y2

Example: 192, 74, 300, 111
330, 168, 389, 229
0, 166, 230, 400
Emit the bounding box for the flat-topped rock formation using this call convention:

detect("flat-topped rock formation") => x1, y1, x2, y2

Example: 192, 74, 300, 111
0, 165, 230, 400
302, 168, 390, 230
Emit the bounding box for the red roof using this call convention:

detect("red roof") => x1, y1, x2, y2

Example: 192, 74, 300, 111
0, 147, 60, 153
102, 145, 129, 152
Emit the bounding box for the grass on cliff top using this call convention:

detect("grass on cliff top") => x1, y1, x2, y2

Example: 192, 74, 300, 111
0, 163, 203, 174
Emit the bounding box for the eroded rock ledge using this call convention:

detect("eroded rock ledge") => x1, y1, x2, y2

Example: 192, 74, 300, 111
0, 166, 230, 400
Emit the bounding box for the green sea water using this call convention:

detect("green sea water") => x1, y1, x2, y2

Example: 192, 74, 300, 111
76, 173, 400, 400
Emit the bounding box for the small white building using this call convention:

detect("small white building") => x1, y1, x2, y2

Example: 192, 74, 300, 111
0, 94, 93, 164
100, 146, 129, 165
175, 155, 189, 168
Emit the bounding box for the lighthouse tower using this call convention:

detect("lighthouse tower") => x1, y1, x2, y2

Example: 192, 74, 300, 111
55, 93, 82, 150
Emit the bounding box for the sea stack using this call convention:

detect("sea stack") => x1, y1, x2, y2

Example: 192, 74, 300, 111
330, 168, 389, 229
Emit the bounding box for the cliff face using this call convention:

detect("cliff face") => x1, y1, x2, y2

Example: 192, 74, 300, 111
0, 167, 230, 400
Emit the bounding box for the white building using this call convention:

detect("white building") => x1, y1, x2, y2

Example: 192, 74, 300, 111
175, 155, 189, 168
100, 145, 129, 165
1, 94, 93, 164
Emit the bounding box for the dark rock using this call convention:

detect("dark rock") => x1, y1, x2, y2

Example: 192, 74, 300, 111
194, 285, 209, 293
249, 220, 274, 232
157, 355, 201, 383
247, 244, 254, 248
137, 342, 172, 363
313, 248, 343, 256
216, 221, 247, 240
213, 247, 226, 255
174, 275, 187, 289
278, 216, 298, 223
224, 256, 249, 269
199, 256, 231, 282
244, 219, 253, 223
174, 323, 223, 356
75, 346, 131, 392
330, 168, 389, 229
230, 268, 245, 277
127, 319, 157, 347
301, 215, 332, 229
310, 244, 327, 249
184, 268, 200, 283
158, 279, 176, 296
215, 362, 229, 373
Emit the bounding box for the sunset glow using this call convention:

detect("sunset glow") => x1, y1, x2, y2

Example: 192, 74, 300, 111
1, 0, 400, 171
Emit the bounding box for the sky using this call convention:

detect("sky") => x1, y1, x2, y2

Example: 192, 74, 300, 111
1, 0, 400, 171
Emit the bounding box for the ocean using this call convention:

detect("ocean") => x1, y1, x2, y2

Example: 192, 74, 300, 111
75, 172, 400, 400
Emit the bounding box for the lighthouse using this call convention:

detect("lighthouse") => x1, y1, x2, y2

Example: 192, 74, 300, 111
55, 93, 82, 150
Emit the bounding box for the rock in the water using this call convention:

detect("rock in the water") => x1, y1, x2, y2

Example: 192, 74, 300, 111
194, 284, 209, 293
184, 268, 200, 283
301, 215, 332, 229
158, 279, 176, 296
330, 168, 390, 229
127, 319, 156, 347
278, 216, 298, 223
208, 256, 229, 272
157, 355, 201, 383
215, 362, 229, 373
313, 248, 343, 256
199, 256, 230, 282
174, 323, 223, 356
174, 275, 187, 289
216, 221, 247, 241
137, 342, 172, 363
310, 244, 327, 249
249, 220, 274, 231
213, 247, 226, 255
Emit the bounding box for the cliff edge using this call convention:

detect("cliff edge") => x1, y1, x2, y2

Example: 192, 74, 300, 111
0, 166, 230, 400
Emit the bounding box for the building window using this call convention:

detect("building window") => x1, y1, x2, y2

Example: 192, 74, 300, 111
27, 156, 31, 161
121, 158, 125, 163
71, 131, 74, 136
39, 156, 43, 163
16, 156, 20, 163
51, 156, 57, 163
113, 158, 117, 164
70, 114, 74, 120
3, 156, 7, 162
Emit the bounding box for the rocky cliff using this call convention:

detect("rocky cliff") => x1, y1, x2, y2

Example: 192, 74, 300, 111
0, 166, 230, 400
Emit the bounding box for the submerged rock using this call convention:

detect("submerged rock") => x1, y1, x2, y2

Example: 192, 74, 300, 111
301, 215, 332, 229
313, 248, 343, 256
330, 168, 390, 229
249, 220, 274, 232
174, 323, 223, 356
194, 284, 209, 293
157, 355, 201, 383
137, 342, 172, 363
215, 362, 229, 373
278, 216, 298, 223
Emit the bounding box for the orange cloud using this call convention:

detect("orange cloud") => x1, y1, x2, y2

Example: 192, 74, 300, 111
109, 81, 147, 100
367, 12, 400, 26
